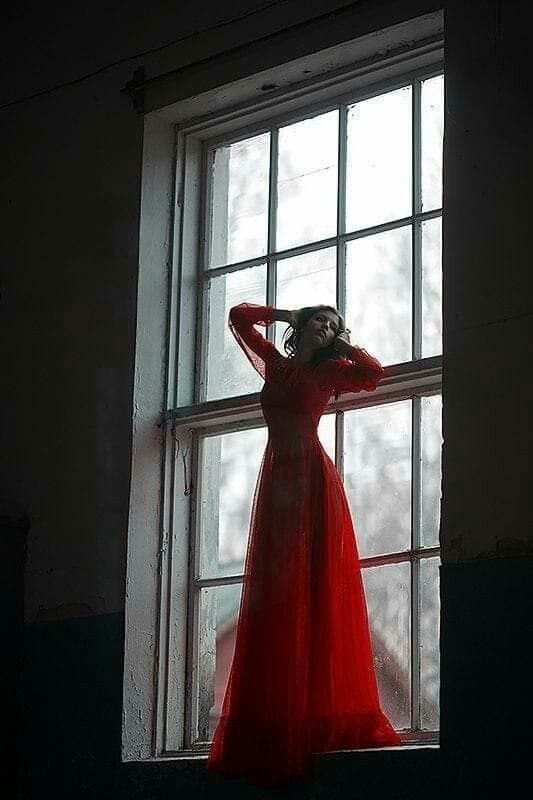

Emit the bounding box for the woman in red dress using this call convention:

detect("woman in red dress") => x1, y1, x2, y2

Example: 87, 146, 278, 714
206, 302, 401, 786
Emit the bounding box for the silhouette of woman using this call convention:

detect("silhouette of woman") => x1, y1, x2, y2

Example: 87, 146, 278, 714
206, 302, 400, 786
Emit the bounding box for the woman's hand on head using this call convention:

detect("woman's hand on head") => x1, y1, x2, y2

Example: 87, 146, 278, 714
333, 329, 352, 355
288, 310, 300, 328
272, 308, 300, 327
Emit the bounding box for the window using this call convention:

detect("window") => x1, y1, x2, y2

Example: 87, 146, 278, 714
123, 12, 444, 762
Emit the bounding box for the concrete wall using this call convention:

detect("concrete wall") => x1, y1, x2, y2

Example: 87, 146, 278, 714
442, 0, 533, 563
2, 0, 532, 797
439, 3, 533, 794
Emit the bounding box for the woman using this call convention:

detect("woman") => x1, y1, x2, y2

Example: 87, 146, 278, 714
206, 302, 400, 787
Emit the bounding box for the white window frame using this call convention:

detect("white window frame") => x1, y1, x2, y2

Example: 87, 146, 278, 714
122, 10, 444, 763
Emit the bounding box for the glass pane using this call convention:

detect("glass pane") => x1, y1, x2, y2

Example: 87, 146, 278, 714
422, 215, 442, 358
199, 427, 268, 579
346, 225, 412, 367
346, 86, 412, 232
421, 394, 442, 548
277, 111, 338, 251
208, 132, 270, 268
197, 583, 242, 741
421, 74, 444, 212
318, 411, 336, 462
344, 400, 411, 558
420, 557, 440, 729
363, 561, 411, 730
205, 265, 266, 400
274, 246, 337, 350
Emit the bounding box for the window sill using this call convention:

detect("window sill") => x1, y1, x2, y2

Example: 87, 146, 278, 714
135, 740, 439, 764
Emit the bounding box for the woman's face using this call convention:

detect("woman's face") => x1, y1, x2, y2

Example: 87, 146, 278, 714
300, 309, 341, 351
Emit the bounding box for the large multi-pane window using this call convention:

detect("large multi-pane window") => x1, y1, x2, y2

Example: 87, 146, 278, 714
176, 70, 444, 748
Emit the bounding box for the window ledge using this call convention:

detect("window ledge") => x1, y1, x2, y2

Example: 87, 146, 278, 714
129, 741, 439, 764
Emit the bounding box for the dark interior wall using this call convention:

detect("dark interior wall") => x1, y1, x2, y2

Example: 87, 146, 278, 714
442, 0, 533, 563
440, 3, 533, 793
2, 1, 532, 797
1, 1, 362, 108
1, 66, 142, 621
2, 0, 442, 624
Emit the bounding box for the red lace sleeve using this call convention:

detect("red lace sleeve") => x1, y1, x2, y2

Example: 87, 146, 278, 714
319, 344, 386, 394
228, 302, 278, 380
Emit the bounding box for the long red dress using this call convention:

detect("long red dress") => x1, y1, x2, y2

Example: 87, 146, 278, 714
206, 303, 401, 786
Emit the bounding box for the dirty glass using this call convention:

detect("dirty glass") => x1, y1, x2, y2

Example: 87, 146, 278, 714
277, 110, 338, 251
208, 133, 270, 268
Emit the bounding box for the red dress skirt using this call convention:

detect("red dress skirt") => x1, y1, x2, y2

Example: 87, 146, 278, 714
206, 303, 400, 786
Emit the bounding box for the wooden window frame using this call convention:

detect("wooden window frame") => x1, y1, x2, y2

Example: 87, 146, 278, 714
122, 12, 443, 763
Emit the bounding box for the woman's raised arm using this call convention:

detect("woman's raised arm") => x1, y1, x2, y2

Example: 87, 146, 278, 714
320, 338, 386, 394
229, 302, 294, 379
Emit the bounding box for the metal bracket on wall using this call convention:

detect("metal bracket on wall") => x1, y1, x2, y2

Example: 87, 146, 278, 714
121, 65, 146, 114
170, 420, 192, 497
